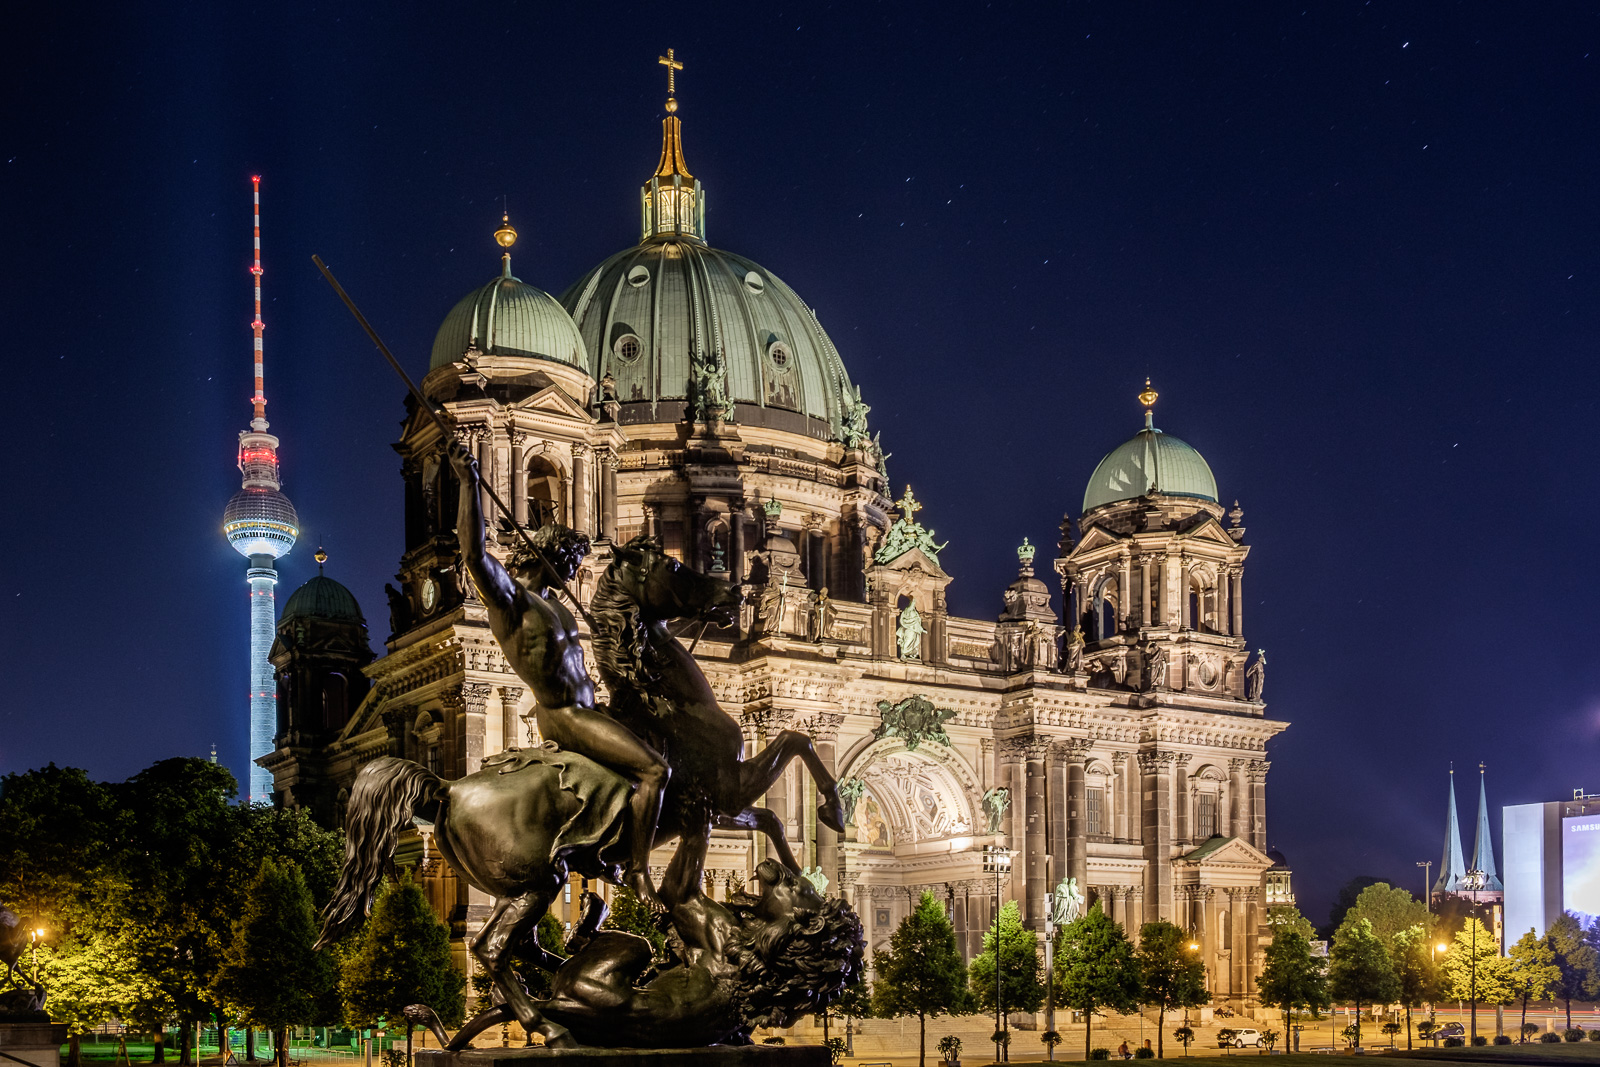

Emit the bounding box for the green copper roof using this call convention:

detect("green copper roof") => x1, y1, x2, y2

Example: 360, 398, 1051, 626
560, 242, 856, 438
430, 264, 588, 371
1083, 418, 1219, 512
282, 575, 365, 624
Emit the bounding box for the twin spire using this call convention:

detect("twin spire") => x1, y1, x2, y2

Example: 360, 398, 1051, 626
1435, 764, 1503, 897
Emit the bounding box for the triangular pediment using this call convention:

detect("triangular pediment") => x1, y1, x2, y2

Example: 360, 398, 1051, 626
1181, 515, 1239, 546
1177, 835, 1273, 871
1072, 526, 1123, 554
509, 383, 593, 422
874, 546, 949, 580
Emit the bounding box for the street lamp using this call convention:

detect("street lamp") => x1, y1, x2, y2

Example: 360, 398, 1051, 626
983, 846, 1015, 1063
1416, 861, 1433, 911
1462, 869, 1488, 1044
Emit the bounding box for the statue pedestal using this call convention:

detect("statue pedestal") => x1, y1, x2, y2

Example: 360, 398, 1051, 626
417, 1046, 826, 1067
0, 1021, 68, 1067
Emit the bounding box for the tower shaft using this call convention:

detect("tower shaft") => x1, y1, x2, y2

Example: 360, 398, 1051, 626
247, 561, 279, 803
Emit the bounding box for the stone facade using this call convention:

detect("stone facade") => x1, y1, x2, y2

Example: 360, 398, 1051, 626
264, 105, 1289, 1008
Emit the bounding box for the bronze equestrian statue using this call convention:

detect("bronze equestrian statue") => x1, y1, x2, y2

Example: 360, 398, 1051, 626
318, 455, 863, 1048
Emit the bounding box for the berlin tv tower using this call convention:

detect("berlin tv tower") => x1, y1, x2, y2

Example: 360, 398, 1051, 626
222, 176, 298, 803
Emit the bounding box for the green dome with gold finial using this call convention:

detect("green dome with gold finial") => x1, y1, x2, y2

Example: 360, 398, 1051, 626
1083, 381, 1219, 512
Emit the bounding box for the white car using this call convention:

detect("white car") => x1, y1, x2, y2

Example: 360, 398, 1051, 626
1230, 1029, 1264, 1048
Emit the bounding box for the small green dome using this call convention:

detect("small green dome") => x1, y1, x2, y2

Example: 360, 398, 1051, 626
282, 575, 365, 625
430, 265, 588, 371
1083, 418, 1218, 512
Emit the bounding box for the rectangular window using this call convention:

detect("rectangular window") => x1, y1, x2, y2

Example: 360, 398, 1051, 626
1086, 788, 1103, 836
1198, 793, 1217, 839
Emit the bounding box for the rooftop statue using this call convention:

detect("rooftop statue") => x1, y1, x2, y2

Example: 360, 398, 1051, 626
896, 602, 926, 661
875, 486, 948, 566
840, 385, 871, 449
981, 786, 1010, 835
319, 443, 863, 1050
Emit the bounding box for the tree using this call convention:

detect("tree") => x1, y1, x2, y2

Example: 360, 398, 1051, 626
36, 923, 140, 1066
1257, 927, 1328, 1052
1340, 884, 1431, 956
1392, 924, 1441, 1049
341, 875, 465, 1039
215, 860, 334, 1067
1323, 876, 1385, 938
1326, 919, 1399, 1049
1135, 921, 1209, 1058
1266, 905, 1316, 941
1507, 930, 1561, 1042
603, 885, 667, 963
1053, 902, 1141, 1061
1439, 918, 1512, 1033
1548, 912, 1599, 1030
968, 900, 1045, 1041
873, 892, 969, 1067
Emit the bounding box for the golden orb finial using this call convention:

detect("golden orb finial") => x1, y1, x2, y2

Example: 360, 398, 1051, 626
314, 546, 327, 575
1138, 377, 1159, 410
494, 213, 518, 249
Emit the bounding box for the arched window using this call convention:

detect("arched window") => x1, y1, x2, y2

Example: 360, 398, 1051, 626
1188, 571, 1219, 634
1094, 576, 1120, 640
322, 672, 348, 731
1197, 792, 1218, 838
526, 456, 565, 528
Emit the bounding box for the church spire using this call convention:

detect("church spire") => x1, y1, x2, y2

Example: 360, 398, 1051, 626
642, 47, 706, 243
1435, 766, 1468, 896
1471, 763, 1504, 892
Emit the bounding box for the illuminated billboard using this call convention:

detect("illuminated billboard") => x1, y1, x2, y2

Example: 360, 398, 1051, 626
1562, 816, 1600, 924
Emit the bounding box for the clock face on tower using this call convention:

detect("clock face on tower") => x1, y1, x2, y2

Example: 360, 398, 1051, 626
421, 577, 438, 613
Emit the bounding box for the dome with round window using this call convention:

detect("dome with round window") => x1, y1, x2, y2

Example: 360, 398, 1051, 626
560, 108, 858, 441
430, 224, 587, 373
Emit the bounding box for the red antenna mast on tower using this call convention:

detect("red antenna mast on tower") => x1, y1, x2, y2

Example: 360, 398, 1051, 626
250, 175, 267, 429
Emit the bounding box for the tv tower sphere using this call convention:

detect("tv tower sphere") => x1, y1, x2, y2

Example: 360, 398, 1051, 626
224, 480, 299, 558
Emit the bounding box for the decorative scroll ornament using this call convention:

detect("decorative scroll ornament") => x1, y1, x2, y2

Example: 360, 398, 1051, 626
874, 485, 949, 566
871, 693, 955, 752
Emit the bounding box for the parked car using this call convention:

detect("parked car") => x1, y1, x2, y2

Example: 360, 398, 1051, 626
1431, 1024, 1465, 1042
1230, 1029, 1264, 1048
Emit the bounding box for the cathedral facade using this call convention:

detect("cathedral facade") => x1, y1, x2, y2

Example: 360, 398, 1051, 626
263, 86, 1288, 1008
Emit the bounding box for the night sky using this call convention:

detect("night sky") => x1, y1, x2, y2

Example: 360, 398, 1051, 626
3, 2, 1597, 926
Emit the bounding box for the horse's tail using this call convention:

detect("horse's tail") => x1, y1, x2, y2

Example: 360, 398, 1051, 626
316, 756, 441, 949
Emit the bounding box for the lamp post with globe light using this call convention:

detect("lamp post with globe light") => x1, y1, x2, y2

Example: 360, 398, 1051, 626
983, 846, 1016, 1062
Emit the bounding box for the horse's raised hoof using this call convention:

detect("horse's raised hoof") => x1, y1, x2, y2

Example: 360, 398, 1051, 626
817, 794, 847, 834
542, 1028, 582, 1050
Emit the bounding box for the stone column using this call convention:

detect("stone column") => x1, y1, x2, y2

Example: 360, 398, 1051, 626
571, 443, 592, 536
1241, 886, 1262, 999
509, 432, 527, 526
459, 683, 490, 775
1061, 739, 1090, 894
1230, 568, 1244, 637
1119, 553, 1133, 630
809, 712, 845, 890
1140, 751, 1174, 922
1250, 761, 1270, 850
730, 507, 747, 584
1022, 738, 1050, 930
1230, 889, 1248, 1002
601, 450, 618, 541
1128, 885, 1145, 931
1174, 754, 1191, 845
1111, 753, 1129, 842
475, 428, 494, 521
1048, 748, 1068, 885
1125, 752, 1143, 844
1228, 758, 1249, 840
1140, 558, 1154, 625
1198, 887, 1217, 990
498, 685, 524, 752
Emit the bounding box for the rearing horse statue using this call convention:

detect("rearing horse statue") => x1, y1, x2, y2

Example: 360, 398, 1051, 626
589, 534, 847, 870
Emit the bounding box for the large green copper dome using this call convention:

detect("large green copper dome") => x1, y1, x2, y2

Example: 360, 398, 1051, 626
430, 259, 587, 372
1083, 415, 1218, 512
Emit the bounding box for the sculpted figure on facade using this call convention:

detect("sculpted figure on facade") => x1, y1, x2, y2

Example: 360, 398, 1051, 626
1146, 644, 1167, 689
1049, 875, 1084, 929
981, 786, 1010, 834
809, 586, 833, 641
872, 693, 956, 752
896, 602, 926, 661
758, 569, 791, 634
1064, 626, 1085, 671
840, 385, 871, 448
1246, 649, 1267, 701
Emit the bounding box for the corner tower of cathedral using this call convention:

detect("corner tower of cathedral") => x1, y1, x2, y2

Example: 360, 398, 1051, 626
268, 66, 1289, 1012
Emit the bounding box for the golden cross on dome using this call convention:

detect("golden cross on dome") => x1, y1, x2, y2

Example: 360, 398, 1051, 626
894, 485, 923, 524
658, 48, 684, 97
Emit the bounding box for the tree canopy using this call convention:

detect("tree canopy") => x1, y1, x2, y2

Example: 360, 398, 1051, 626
872, 891, 968, 1067
1053, 903, 1141, 1060
1257, 927, 1329, 1048
968, 900, 1045, 1020
340, 874, 464, 1031
1327, 918, 1400, 1049
1136, 921, 1208, 1059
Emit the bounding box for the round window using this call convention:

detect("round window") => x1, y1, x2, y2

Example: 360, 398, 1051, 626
615, 334, 642, 363
744, 270, 765, 295
627, 265, 651, 288
768, 342, 790, 368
